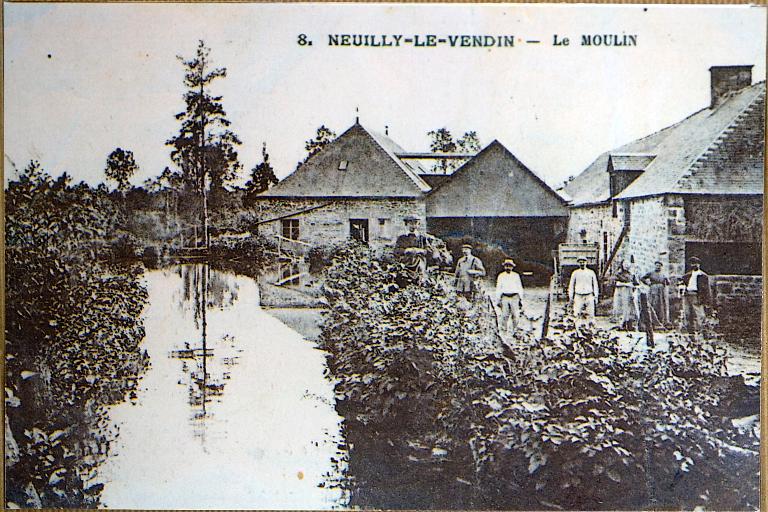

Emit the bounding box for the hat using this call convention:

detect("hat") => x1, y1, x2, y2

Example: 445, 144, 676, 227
577, 257, 587, 263
655, 261, 663, 265
689, 256, 701, 264
461, 243, 472, 249
503, 258, 516, 267
403, 215, 420, 222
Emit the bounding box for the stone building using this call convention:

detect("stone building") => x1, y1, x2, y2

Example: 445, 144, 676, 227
425, 140, 569, 267
564, 65, 764, 327
256, 122, 568, 269
255, 122, 430, 249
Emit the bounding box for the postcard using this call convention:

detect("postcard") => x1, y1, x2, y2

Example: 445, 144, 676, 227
4, 2, 764, 509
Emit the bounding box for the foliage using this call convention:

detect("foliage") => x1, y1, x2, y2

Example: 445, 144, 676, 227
244, 142, 278, 205
5, 161, 149, 507
166, 40, 243, 203
427, 128, 481, 173
319, 245, 757, 510
104, 148, 139, 195
299, 125, 336, 168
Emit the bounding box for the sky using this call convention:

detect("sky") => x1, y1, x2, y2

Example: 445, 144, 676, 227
4, 3, 766, 189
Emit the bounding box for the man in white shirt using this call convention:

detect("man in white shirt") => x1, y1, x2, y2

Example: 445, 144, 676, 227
680, 256, 711, 333
496, 258, 525, 335
568, 257, 600, 324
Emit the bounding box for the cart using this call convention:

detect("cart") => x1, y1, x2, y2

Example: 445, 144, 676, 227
552, 243, 600, 299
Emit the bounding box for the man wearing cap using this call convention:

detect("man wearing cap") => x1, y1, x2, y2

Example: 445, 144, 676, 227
680, 256, 711, 333
454, 244, 486, 299
394, 216, 429, 279
495, 259, 525, 335
568, 257, 600, 324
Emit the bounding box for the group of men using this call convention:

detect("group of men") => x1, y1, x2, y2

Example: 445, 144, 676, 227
453, 244, 528, 335
395, 217, 712, 336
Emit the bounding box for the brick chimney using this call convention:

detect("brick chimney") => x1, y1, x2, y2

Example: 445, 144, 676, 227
709, 65, 753, 108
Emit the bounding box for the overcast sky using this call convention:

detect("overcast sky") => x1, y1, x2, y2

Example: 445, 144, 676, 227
4, 3, 766, 189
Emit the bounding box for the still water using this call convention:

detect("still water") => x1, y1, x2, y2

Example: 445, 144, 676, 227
99, 264, 346, 509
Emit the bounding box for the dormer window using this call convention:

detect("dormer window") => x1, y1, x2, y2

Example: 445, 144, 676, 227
338, 160, 348, 171
608, 153, 655, 198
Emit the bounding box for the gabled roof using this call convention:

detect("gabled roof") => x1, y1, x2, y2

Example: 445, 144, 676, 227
566, 81, 765, 205
259, 123, 430, 198
426, 140, 568, 218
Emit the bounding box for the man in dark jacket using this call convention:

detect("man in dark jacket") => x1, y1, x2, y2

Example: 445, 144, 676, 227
680, 256, 711, 333
394, 216, 429, 281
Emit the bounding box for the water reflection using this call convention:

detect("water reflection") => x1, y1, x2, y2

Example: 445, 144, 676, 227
100, 264, 347, 508
171, 264, 242, 437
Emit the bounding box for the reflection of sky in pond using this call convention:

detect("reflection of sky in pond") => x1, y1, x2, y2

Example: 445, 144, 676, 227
99, 264, 346, 509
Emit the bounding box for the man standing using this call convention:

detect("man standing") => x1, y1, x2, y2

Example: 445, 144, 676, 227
495, 259, 525, 335
681, 256, 711, 333
454, 244, 486, 299
394, 216, 429, 280
568, 257, 600, 325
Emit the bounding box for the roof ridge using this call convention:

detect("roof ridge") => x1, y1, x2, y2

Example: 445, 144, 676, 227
426, 140, 498, 194
429, 140, 566, 205
679, 85, 764, 184
364, 126, 431, 193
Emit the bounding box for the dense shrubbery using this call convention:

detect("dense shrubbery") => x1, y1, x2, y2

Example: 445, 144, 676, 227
207, 233, 276, 276
5, 163, 149, 508
319, 244, 758, 510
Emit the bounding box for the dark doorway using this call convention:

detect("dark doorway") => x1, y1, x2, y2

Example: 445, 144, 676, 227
350, 219, 369, 243
685, 241, 762, 275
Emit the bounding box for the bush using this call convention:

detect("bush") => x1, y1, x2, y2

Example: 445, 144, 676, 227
109, 232, 142, 260
5, 162, 149, 507
319, 245, 758, 510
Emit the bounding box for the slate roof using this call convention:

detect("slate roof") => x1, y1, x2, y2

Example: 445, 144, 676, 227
418, 174, 453, 189
259, 123, 431, 198
565, 81, 765, 205
426, 140, 568, 217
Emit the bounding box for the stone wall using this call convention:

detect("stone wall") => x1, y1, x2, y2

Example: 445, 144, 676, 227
622, 196, 674, 277
254, 197, 426, 249
566, 204, 624, 272
711, 274, 763, 342
685, 195, 763, 243
711, 274, 763, 308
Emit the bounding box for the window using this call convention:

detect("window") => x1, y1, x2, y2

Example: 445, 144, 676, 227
350, 219, 369, 243
281, 219, 300, 240
378, 218, 391, 239
278, 261, 301, 286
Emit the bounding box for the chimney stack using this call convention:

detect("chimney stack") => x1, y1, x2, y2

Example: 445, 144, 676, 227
709, 65, 753, 108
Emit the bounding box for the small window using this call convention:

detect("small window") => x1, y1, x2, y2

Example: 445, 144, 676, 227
281, 219, 300, 240
338, 160, 348, 171
378, 218, 391, 239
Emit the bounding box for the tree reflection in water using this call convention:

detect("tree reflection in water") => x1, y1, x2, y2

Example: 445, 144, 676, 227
171, 264, 242, 440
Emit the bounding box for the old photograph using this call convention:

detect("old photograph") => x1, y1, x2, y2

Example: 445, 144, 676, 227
4, 2, 765, 509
